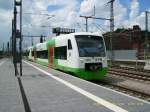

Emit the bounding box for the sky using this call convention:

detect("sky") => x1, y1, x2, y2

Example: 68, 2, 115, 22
0, 0, 150, 49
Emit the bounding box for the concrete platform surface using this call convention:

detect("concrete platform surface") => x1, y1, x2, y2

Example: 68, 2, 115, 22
0, 59, 25, 112
0, 59, 150, 112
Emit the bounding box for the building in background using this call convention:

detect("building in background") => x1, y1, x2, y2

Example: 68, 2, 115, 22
103, 25, 150, 60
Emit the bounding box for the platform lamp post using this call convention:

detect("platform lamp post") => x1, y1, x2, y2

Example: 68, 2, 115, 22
13, 0, 17, 75
13, 0, 22, 76
20, 0, 23, 76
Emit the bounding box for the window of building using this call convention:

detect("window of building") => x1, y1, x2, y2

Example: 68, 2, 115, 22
54, 46, 67, 60
68, 39, 72, 50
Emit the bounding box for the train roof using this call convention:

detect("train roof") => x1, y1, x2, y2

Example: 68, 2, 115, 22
27, 32, 103, 49
27, 46, 34, 51
51, 32, 102, 39
36, 42, 47, 51
71, 32, 102, 36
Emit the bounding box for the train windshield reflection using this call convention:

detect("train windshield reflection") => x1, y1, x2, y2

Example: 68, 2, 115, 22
75, 35, 105, 57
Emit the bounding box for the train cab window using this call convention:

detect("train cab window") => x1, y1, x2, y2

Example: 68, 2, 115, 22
75, 35, 105, 57
54, 46, 67, 60
68, 39, 72, 50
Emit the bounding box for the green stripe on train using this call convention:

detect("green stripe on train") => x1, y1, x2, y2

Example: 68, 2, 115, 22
53, 62, 107, 80
35, 58, 49, 67
36, 58, 107, 80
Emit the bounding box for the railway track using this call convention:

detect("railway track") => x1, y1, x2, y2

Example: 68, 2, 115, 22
93, 80, 150, 102
110, 84, 150, 101
108, 67, 150, 82
113, 65, 150, 73
92, 67, 150, 101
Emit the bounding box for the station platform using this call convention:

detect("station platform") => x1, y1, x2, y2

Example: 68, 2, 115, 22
0, 59, 150, 112
0, 59, 25, 112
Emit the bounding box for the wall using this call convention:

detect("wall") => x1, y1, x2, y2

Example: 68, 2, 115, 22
107, 50, 138, 60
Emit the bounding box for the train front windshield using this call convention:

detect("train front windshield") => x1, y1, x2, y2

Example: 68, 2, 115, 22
75, 35, 105, 57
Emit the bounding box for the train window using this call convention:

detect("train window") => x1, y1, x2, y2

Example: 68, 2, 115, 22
54, 46, 67, 60
24, 51, 29, 57
32, 51, 34, 56
68, 39, 72, 50
36, 50, 48, 59
75, 35, 105, 57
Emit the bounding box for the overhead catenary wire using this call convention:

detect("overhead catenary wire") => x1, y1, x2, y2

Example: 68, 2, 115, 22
93, 23, 109, 32
92, 23, 106, 34
76, 22, 85, 32
23, 12, 55, 17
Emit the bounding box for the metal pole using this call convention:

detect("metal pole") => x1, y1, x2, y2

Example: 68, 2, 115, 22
12, 19, 14, 58
145, 11, 148, 41
14, 4, 17, 76
86, 17, 88, 32
2, 43, 4, 54
109, 0, 115, 65
7, 42, 9, 54
32, 37, 33, 46
80, 15, 111, 32
145, 11, 148, 59
110, 0, 114, 32
20, 0, 22, 76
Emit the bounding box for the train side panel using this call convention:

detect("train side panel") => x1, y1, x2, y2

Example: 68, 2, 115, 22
29, 32, 108, 80
48, 34, 107, 80
35, 42, 49, 66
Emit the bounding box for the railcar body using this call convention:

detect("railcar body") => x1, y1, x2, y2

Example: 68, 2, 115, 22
28, 46, 34, 61
28, 32, 108, 80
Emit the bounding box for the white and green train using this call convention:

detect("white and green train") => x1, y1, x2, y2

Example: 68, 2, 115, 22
28, 32, 108, 80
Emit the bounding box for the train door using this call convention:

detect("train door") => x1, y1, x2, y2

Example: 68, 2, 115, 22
49, 46, 54, 67
67, 39, 73, 66
33, 48, 36, 61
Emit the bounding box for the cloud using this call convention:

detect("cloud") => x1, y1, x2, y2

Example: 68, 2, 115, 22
79, 0, 127, 32
122, 0, 149, 30
0, 0, 13, 50
21, 0, 81, 46
129, 0, 139, 20
0, 8, 13, 48
0, 0, 150, 49
0, 0, 13, 10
